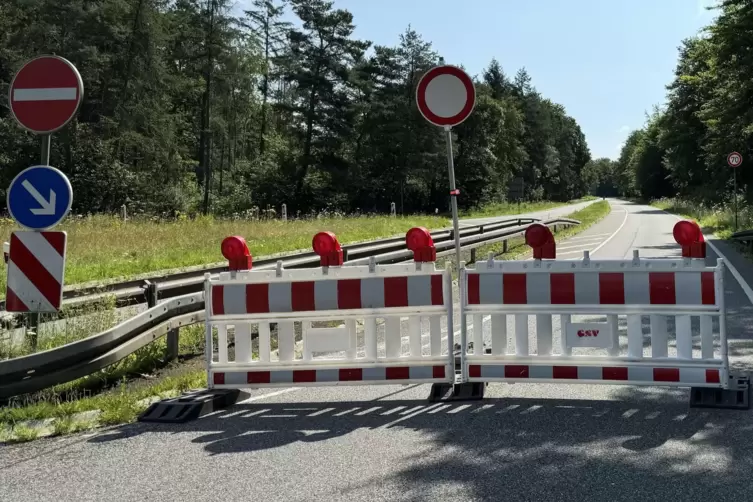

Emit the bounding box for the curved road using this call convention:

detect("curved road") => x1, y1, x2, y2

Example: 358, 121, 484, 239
3, 199, 753, 502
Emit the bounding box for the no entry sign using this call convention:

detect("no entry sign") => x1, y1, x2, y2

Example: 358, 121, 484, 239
9, 55, 84, 134
416, 65, 476, 128
728, 152, 743, 168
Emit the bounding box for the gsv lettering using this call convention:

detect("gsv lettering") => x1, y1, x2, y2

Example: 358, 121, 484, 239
577, 329, 600, 338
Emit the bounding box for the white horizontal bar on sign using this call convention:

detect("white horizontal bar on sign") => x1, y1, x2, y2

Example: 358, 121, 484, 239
306, 326, 350, 353
209, 307, 447, 322
210, 358, 449, 371
472, 259, 714, 273
464, 355, 724, 368
464, 305, 719, 315
13, 87, 77, 101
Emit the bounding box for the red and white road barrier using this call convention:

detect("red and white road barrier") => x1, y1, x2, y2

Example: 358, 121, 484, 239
459, 221, 731, 389
205, 228, 455, 389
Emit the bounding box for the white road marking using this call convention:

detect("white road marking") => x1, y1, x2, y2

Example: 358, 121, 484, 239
236, 387, 300, 404
564, 233, 614, 241
589, 207, 629, 256
557, 240, 605, 251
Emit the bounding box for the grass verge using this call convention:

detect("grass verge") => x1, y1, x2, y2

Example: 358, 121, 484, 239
650, 197, 748, 239
459, 196, 596, 219
0, 200, 611, 442
467, 199, 612, 261
0, 213, 449, 297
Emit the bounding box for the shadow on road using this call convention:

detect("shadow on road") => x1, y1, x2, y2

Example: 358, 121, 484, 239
89, 384, 753, 500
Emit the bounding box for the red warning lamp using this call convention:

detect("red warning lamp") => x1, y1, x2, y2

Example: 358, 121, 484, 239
313, 231, 343, 266
406, 227, 436, 262
525, 223, 556, 260
221, 236, 253, 271
673, 220, 706, 258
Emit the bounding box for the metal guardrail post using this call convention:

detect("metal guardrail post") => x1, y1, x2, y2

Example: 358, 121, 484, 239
146, 281, 179, 361
503, 240, 508, 253
470, 248, 476, 263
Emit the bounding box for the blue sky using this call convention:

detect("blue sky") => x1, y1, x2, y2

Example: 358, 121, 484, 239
240, 0, 720, 160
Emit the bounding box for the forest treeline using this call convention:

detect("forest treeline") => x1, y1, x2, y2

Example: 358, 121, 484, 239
0, 0, 592, 217
586, 0, 751, 207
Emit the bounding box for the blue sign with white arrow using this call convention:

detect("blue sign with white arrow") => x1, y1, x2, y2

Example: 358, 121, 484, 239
7, 165, 73, 230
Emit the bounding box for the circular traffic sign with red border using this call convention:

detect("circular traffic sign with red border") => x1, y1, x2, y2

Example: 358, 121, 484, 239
416, 65, 476, 128
9, 55, 84, 134
728, 151, 743, 168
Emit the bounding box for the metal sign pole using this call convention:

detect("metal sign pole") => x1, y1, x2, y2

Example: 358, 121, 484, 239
734, 168, 738, 232
41, 134, 51, 166
444, 126, 462, 270
444, 124, 465, 377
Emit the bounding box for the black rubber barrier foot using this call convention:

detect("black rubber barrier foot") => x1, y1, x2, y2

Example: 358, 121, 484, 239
428, 382, 485, 402
138, 388, 242, 423
689, 375, 750, 410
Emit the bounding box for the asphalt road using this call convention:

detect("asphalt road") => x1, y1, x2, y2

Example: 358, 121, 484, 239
3, 198, 753, 502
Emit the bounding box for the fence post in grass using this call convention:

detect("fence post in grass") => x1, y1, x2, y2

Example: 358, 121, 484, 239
390, 202, 396, 218
281, 203, 287, 221
121, 204, 127, 222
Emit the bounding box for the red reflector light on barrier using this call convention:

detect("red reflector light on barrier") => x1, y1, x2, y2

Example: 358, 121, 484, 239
222, 236, 253, 271
313, 231, 343, 266
525, 223, 555, 260
406, 227, 436, 262
673, 220, 705, 258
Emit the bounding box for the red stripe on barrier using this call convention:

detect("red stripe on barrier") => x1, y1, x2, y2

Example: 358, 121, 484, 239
386, 367, 410, 380
41, 231, 66, 256
649, 272, 676, 304
653, 368, 680, 382
701, 272, 716, 305
213, 372, 225, 385
469, 365, 481, 378
503, 274, 527, 304
248, 371, 271, 384
431, 275, 444, 305
293, 369, 317, 383
433, 365, 446, 379
5, 288, 28, 312
339, 368, 363, 381
338, 278, 362, 309
550, 273, 575, 304
599, 272, 625, 304
505, 365, 529, 378
246, 283, 270, 313
384, 276, 409, 307
211, 285, 225, 315
10, 233, 61, 307
705, 369, 721, 384
467, 274, 480, 305
602, 367, 628, 381
553, 366, 578, 379
292, 281, 316, 311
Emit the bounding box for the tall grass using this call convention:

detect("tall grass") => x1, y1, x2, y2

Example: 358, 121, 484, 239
0, 213, 449, 296
652, 197, 752, 239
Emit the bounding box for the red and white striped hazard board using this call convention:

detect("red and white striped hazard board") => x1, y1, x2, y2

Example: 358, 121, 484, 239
5, 231, 67, 312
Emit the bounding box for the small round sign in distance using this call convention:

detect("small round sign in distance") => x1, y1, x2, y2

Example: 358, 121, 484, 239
416, 65, 476, 128
7, 165, 73, 231
9, 55, 84, 134
727, 151, 743, 168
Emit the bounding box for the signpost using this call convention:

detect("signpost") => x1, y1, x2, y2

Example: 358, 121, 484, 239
416, 64, 476, 392
6, 55, 80, 340
8, 55, 84, 165
416, 64, 476, 269
5, 231, 67, 313
7, 165, 73, 231
727, 151, 742, 231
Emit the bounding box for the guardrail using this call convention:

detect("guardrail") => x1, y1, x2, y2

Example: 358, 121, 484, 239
0, 217, 538, 316
0, 217, 579, 400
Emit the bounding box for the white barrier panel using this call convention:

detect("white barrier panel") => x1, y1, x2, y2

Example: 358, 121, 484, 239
460, 255, 729, 389
205, 261, 454, 388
